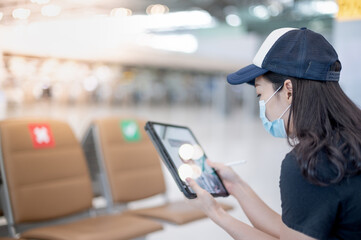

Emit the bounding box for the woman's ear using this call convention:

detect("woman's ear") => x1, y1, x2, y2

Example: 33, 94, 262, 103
284, 79, 293, 104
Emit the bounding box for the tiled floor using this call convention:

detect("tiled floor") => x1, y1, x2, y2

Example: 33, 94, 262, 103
1, 103, 292, 239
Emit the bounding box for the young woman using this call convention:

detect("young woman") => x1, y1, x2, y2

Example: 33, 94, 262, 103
187, 27, 361, 240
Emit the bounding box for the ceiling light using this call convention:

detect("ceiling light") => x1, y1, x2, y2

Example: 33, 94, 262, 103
137, 34, 198, 53
83, 76, 98, 92
223, 5, 239, 15
146, 4, 169, 15
110, 8, 132, 17
296, 1, 338, 16
251, 5, 270, 20
41, 5, 62, 17
268, 2, 284, 16
12, 8, 31, 20
142, 10, 215, 31
31, 0, 50, 4
312, 1, 338, 15
226, 14, 241, 27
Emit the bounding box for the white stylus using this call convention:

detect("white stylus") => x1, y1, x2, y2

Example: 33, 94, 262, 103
224, 160, 247, 166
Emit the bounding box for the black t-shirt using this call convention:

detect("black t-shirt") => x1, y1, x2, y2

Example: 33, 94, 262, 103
280, 151, 361, 240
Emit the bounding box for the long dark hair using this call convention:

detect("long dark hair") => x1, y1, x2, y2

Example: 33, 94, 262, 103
264, 62, 361, 186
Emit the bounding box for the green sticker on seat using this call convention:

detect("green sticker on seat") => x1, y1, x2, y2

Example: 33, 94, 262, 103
120, 120, 141, 142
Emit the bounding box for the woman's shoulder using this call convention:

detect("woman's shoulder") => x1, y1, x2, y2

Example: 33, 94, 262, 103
281, 151, 297, 168
281, 150, 302, 178
280, 150, 314, 188
280, 149, 337, 192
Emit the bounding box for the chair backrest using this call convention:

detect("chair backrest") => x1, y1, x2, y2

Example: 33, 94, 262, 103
0, 119, 93, 224
94, 117, 166, 203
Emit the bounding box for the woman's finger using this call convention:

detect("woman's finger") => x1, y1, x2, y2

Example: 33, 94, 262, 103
186, 178, 204, 194
206, 159, 225, 170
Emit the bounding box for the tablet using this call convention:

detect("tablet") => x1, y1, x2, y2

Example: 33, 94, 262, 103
145, 121, 229, 199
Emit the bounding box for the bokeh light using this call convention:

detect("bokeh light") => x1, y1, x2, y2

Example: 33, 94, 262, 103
178, 164, 193, 181
192, 145, 204, 160
179, 143, 194, 162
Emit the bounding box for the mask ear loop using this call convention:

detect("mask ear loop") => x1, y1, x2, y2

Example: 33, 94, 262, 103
278, 104, 291, 119
265, 85, 283, 104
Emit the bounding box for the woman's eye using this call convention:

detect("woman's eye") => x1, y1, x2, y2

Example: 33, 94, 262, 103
257, 94, 261, 98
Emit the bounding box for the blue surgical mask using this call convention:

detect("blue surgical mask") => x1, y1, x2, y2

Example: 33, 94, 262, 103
259, 85, 291, 138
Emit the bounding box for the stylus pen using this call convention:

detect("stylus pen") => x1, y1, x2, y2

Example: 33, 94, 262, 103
225, 160, 247, 166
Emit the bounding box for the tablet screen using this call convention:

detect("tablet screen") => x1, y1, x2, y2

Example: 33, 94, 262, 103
152, 123, 228, 196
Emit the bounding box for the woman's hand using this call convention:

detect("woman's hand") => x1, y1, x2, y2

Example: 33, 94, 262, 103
206, 159, 242, 195
186, 177, 224, 219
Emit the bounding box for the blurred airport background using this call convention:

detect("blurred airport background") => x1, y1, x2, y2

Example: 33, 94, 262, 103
0, 0, 360, 239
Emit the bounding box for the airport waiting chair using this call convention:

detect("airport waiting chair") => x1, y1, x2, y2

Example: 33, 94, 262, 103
82, 117, 232, 225
0, 238, 22, 240
0, 118, 162, 239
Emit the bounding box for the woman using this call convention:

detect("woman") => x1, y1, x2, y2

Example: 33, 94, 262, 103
187, 27, 361, 239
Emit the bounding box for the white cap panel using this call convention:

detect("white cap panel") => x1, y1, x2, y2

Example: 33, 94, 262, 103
252, 27, 297, 68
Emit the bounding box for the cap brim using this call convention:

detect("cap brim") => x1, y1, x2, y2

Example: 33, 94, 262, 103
227, 64, 268, 85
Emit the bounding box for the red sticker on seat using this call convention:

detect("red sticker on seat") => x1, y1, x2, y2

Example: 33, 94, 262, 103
28, 124, 55, 148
